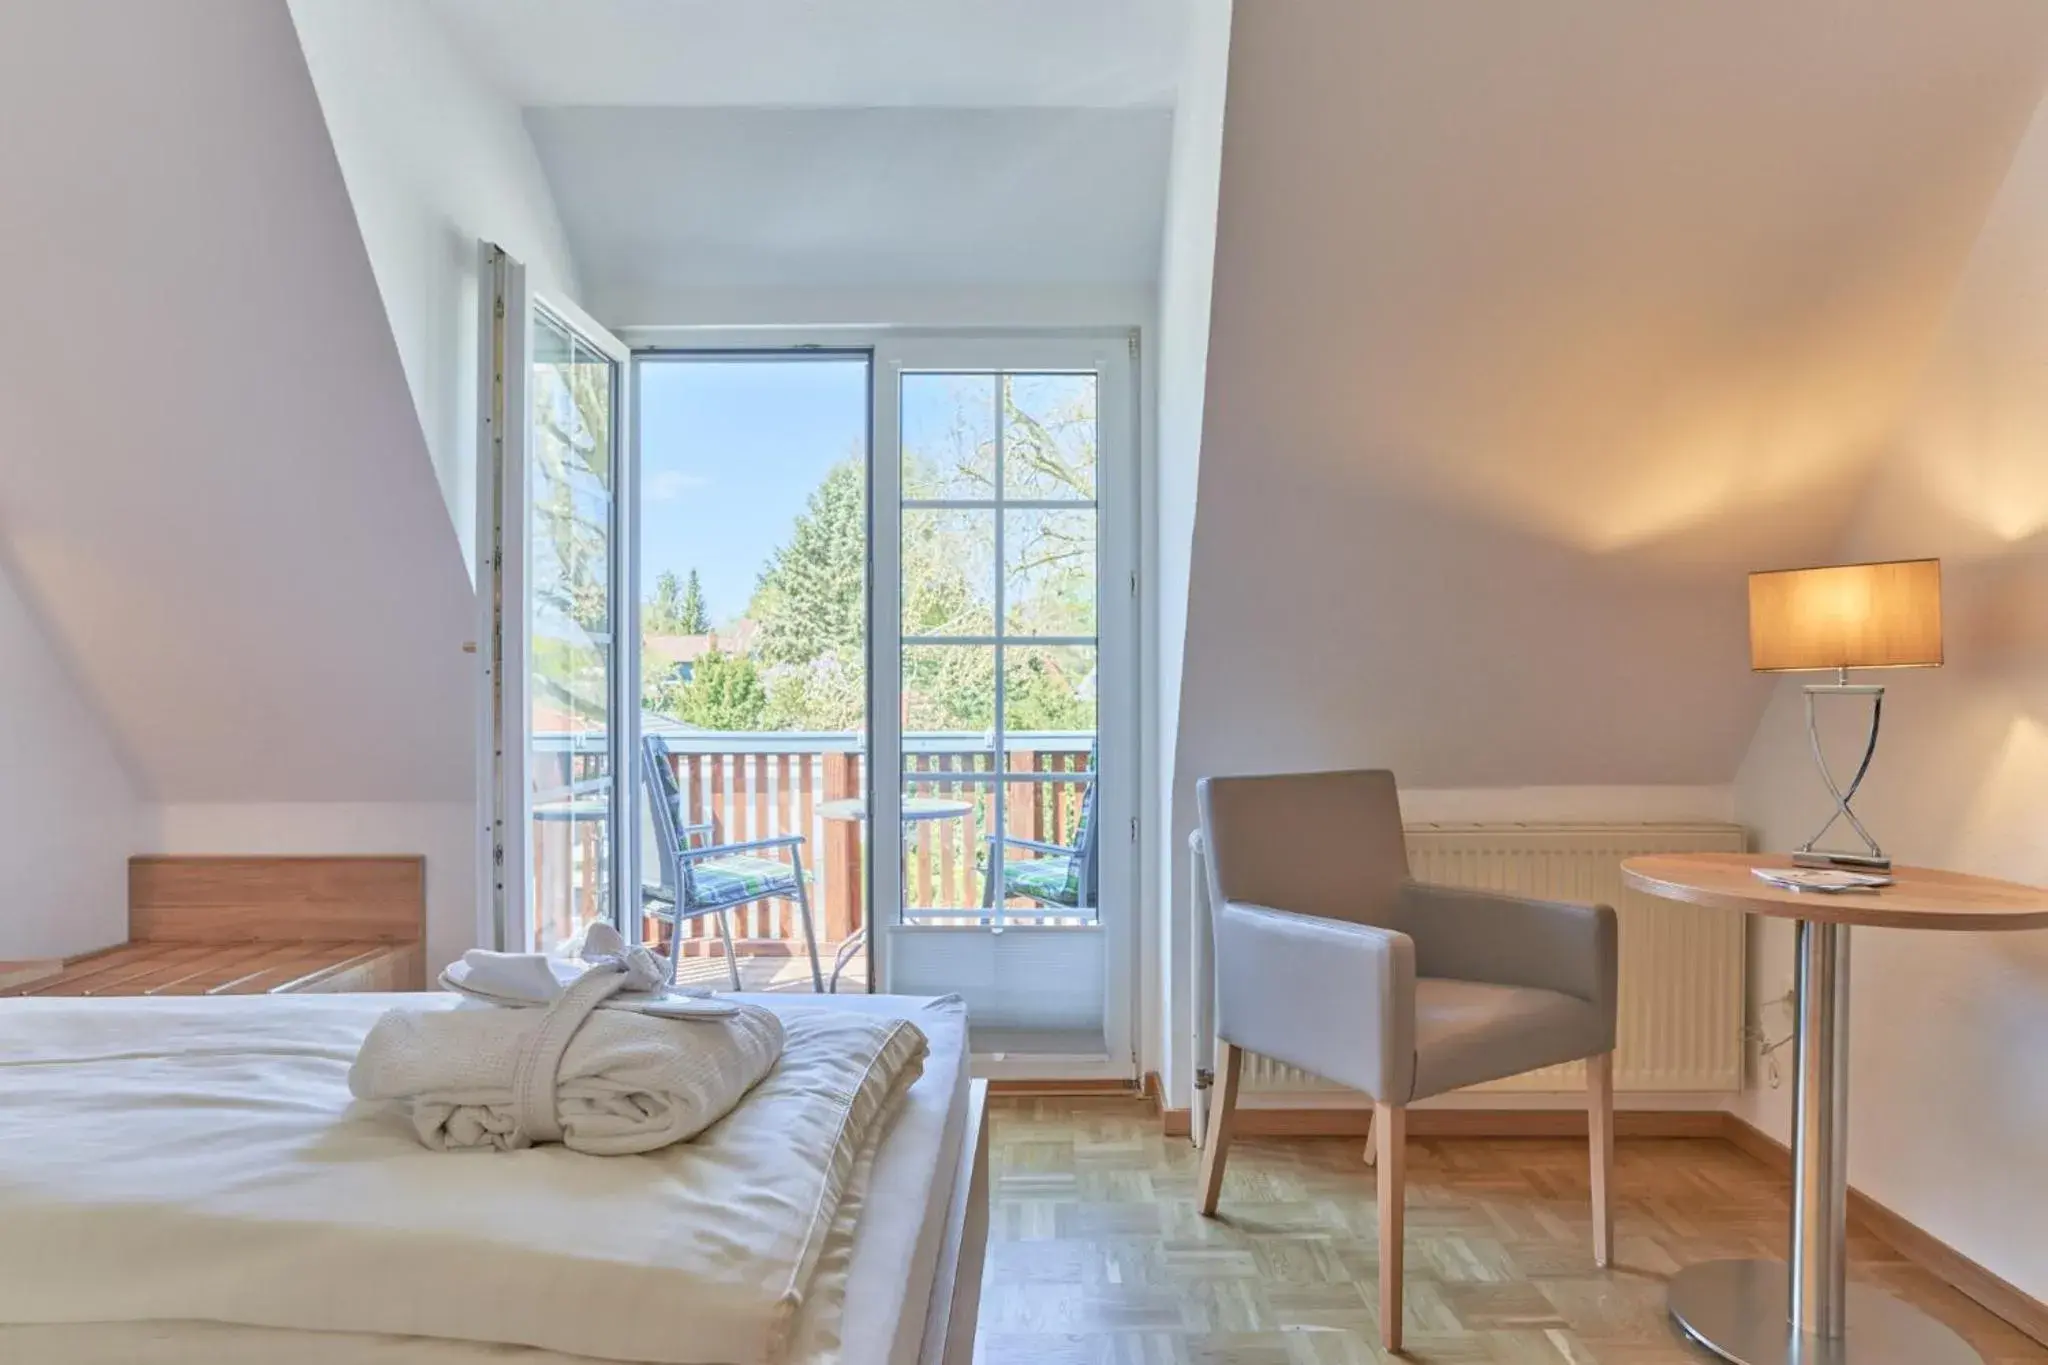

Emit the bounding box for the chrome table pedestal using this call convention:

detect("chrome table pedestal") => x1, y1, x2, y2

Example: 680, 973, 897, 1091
1668, 921, 1980, 1365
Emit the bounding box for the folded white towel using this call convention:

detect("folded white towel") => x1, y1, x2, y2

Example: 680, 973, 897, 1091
440, 925, 738, 1018
450, 947, 568, 1004
349, 965, 784, 1155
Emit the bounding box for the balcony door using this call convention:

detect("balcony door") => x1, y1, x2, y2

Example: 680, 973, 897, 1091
873, 337, 1135, 1075
481, 247, 636, 953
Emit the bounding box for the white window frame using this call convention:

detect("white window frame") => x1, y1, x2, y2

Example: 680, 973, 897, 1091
875, 334, 1138, 1078
613, 325, 1143, 1079
478, 245, 638, 954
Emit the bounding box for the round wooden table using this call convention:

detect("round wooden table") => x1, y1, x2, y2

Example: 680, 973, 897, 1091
1621, 852, 2048, 1365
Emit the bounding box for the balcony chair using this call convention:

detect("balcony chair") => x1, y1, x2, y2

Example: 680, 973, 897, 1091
642, 735, 824, 993
981, 756, 1098, 913
1194, 769, 1617, 1353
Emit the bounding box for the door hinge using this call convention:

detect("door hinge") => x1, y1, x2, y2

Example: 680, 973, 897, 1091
1130, 816, 1139, 843
1127, 331, 1139, 360
1130, 569, 1139, 598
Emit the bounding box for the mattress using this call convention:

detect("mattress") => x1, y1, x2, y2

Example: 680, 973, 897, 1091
0, 992, 971, 1365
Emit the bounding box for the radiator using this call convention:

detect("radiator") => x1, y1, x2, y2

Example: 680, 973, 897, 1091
1196, 822, 1748, 1104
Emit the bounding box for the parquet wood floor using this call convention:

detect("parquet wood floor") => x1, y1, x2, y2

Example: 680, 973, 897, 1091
977, 1097, 2044, 1365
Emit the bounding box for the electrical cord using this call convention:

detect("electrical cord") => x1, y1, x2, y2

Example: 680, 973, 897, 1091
1743, 987, 1797, 1089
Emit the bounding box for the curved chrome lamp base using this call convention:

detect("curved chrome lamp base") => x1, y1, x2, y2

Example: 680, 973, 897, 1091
1796, 674, 1889, 872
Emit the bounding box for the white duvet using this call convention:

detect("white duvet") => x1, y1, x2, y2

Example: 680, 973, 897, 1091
0, 993, 927, 1365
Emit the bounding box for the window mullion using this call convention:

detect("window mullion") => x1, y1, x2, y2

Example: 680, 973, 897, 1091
990, 375, 1006, 928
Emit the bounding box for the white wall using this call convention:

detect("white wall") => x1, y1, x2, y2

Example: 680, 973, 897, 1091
289, 0, 583, 575
0, 557, 139, 959
1146, 0, 1232, 1089
1158, 0, 2048, 1106
1733, 90, 2048, 1302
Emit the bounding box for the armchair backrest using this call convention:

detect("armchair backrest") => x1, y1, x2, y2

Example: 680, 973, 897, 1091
641, 735, 685, 905
1196, 769, 1409, 927
1071, 765, 1099, 906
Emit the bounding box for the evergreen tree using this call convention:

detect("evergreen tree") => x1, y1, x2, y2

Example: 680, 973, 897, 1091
645, 570, 686, 633
750, 460, 867, 665
678, 569, 711, 633
667, 648, 766, 731
646, 567, 713, 635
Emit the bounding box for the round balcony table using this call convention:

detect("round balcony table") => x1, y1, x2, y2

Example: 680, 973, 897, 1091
530, 797, 609, 821
528, 790, 615, 939
817, 796, 976, 991
816, 796, 975, 823
1620, 852, 2048, 1365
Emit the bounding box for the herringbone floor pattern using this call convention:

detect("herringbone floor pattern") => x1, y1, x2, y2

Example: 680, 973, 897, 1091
976, 1097, 2044, 1365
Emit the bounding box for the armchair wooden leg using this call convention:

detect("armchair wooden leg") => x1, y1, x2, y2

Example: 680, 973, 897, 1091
1196, 1042, 1241, 1217
1588, 1050, 1614, 1268
1375, 1102, 1406, 1352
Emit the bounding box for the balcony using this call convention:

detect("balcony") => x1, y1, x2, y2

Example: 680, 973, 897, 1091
530, 729, 1096, 990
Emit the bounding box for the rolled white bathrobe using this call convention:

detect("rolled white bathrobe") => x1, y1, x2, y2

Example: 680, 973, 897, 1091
349, 982, 785, 1155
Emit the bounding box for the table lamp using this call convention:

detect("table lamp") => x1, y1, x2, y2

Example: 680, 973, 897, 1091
1748, 558, 1942, 871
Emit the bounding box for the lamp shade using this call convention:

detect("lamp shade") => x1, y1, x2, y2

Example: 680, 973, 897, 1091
1748, 558, 1942, 672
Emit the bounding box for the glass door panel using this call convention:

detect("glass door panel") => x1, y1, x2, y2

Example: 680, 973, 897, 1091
876, 338, 1131, 1072
632, 352, 871, 993
525, 309, 620, 952
484, 244, 633, 958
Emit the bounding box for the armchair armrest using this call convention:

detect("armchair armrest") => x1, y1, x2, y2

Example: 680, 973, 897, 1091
677, 834, 808, 862
1212, 901, 1416, 1103
985, 834, 1074, 859
1398, 880, 1616, 1018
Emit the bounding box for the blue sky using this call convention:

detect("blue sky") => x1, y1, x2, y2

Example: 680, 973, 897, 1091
637, 356, 867, 626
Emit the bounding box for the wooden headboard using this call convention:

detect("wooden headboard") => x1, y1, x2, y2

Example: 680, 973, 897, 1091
128, 856, 426, 944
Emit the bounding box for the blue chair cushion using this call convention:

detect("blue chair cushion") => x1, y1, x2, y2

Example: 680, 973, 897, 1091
687, 854, 802, 908
1000, 856, 1082, 907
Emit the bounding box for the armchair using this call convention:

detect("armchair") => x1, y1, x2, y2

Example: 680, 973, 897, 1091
1194, 769, 1617, 1352
642, 736, 824, 992
982, 768, 1097, 912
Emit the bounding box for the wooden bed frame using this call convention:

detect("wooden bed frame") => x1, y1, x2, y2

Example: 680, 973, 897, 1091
923, 1079, 991, 1365
0, 856, 425, 998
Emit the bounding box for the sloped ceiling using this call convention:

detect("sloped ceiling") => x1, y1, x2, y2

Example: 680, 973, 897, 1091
420, 0, 1184, 325
423, 0, 1187, 109
1176, 0, 2048, 793
526, 106, 1173, 320
0, 0, 475, 801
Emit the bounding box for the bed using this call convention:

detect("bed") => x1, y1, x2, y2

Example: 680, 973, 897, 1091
0, 991, 987, 1365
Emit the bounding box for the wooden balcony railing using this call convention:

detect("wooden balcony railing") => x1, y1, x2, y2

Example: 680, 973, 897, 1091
529, 732, 1094, 958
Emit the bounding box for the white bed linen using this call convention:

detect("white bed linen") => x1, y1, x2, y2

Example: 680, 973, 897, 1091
0, 993, 967, 1365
